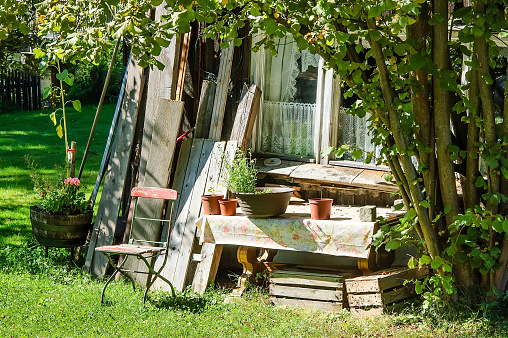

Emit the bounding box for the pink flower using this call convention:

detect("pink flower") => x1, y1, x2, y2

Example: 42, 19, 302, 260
64, 177, 80, 187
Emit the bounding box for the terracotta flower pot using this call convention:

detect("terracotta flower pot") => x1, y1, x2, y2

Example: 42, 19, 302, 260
309, 198, 333, 220
201, 194, 224, 215
219, 198, 238, 216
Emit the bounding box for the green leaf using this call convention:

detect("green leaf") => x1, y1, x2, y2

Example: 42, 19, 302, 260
446, 244, 457, 256
492, 219, 503, 233
234, 38, 242, 47
420, 200, 430, 208
49, 112, 57, 126
18, 23, 30, 35
42, 87, 51, 99
430, 258, 442, 269
442, 263, 452, 273
444, 205, 451, 214
352, 149, 362, 160
419, 255, 432, 265
64, 73, 74, 86
392, 203, 404, 211
322, 146, 335, 156
72, 100, 82, 112
0, 30, 8, 40
481, 74, 493, 85
151, 43, 162, 57
503, 219, 508, 233
56, 125, 63, 138
368, 3, 385, 18
56, 69, 68, 81
335, 145, 349, 158
475, 176, 486, 188
414, 281, 423, 294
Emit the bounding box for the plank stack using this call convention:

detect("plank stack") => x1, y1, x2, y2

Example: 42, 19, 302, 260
345, 266, 429, 316
268, 264, 361, 311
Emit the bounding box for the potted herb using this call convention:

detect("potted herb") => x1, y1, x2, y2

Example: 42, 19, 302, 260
28, 61, 92, 248
223, 150, 294, 218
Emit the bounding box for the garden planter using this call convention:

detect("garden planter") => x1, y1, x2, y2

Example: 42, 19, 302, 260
219, 198, 238, 216
309, 198, 333, 220
30, 206, 93, 248
233, 187, 294, 218
201, 194, 224, 215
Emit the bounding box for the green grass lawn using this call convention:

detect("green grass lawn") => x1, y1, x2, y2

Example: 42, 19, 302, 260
1, 105, 508, 337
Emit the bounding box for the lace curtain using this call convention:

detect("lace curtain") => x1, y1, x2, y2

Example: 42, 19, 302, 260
337, 107, 381, 162
261, 101, 315, 156
258, 36, 319, 157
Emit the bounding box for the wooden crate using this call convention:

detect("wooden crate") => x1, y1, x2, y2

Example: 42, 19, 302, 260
345, 266, 429, 316
268, 264, 361, 311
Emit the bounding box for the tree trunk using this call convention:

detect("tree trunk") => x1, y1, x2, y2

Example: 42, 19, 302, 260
433, 0, 476, 292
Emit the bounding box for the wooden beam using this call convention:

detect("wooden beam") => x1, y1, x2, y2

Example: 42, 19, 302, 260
194, 80, 216, 138
138, 3, 180, 182
124, 99, 184, 286
174, 32, 191, 102
209, 43, 235, 141
84, 57, 143, 277
229, 85, 261, 152
191, 141, 237, 294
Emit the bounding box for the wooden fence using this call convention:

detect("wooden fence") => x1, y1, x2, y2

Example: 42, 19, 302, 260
0, 70, 42, 111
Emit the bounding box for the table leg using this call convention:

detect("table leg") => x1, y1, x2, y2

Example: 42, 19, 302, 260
231, 246, 257, 297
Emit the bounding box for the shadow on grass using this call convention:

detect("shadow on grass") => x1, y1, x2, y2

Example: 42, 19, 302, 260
148, 289, 209, 313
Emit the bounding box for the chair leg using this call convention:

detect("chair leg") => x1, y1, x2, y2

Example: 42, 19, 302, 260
101, 267, 119, 305
139, 255, 176, 299
101, 254, 135, 304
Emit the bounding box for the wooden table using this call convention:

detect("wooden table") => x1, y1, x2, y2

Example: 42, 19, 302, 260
196, 205, 398, 296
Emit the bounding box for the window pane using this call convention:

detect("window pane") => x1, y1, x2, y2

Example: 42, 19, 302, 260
258, 36, 319, 157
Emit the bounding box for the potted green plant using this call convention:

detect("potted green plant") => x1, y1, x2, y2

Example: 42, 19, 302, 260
28, 61, 92, 248
223, 150, 294, 218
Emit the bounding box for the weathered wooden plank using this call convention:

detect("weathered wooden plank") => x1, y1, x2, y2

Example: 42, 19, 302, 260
270, 273, 344, 288
351, 169, 398, 193
169, 140, 216, 291
270, 284, 344, 302
194, 80, 216, 139
347, 286, 415, 307
175, 32, 191, 101
270, 297, 345, 312
138, 3, 179, 182
125, 100, 183, 285
229, 85, 261, 152
290, 163, 363, 185
152, 139, 217, 291
209, 43, 234, 141
149, 138, 193, 288
84, 58, 143, 277
191, 140, 237, 294
257, 160, 302, 178
345, 266, 429, 293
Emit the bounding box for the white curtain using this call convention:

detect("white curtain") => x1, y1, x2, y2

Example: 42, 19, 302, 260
253, 36, 318, 156
337, 107, 381, 162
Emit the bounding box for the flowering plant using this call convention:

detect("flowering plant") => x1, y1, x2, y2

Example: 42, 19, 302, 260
28, 160, 91, 215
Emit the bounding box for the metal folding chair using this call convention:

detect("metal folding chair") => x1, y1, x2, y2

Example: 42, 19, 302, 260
95, 187, 178, 304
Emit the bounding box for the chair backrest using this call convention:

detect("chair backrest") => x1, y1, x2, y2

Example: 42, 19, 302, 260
129, 187, 178, 248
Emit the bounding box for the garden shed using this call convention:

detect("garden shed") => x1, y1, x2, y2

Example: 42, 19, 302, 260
83, 19, 405, 307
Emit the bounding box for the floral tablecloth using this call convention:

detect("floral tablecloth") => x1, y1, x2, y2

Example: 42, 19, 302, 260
195, 215, 376, 259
